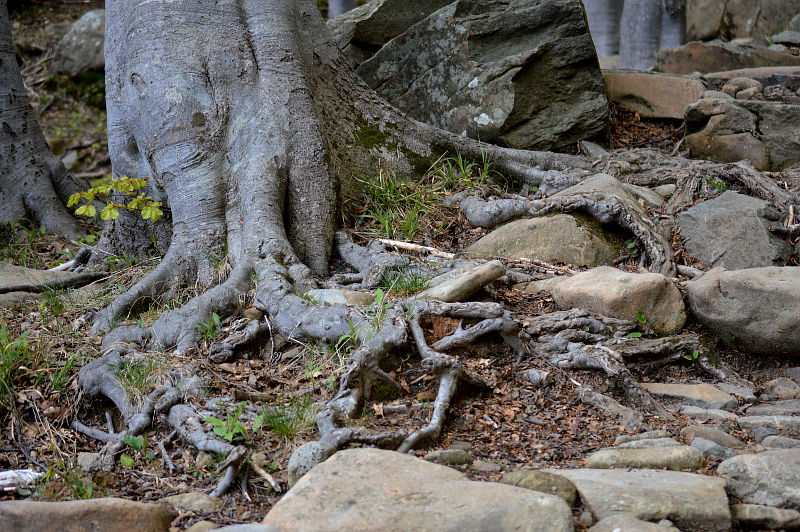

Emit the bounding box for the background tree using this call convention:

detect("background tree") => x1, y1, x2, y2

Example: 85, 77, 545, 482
0, 0, 87, 238
328, 0, 355, 19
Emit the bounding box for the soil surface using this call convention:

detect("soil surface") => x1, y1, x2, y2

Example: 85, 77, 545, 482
2, 2, 798, 530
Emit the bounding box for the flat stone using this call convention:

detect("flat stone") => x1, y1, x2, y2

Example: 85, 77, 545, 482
677, 191, 792, 269
615, 430, 671, 444
585, 446, 705, 471
500, 470, 577, 506
466, 214, 625, 267
686, 267, 800, 355
524, 369, 554, 387
641, 383, 737, 411
473, 459, 502, 473
0, 498, 175, 532
674, 405, 738, 422
680, 425, 745, 449
773, 30, 800, 46
748, 399, 800, 416
738, 416, 800, 431
159, 493, 222, 512
545, 468, 731, 531
764, 378, 800, 399
603, 71, 705, 119
753, 426, 780, 442
653, 184, 677, 198
265, 448, 573, 532
691, 437, 736, 459
716, 383, 757, 404
787, 367, 800, 381
589, 514, 680, 532
718, 449, 800, 509
704, 66, 800, 80
424, 449, 472, 466
731, 504, 800, 530
550, 266, 686, 335
763, 435, 800, 449
656, 40, 800, 75
616, 438, 682, 449
416, 260, 505, 302
185, 521, 220, 532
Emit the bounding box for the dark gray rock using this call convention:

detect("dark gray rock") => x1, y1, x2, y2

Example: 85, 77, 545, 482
51, 10, 105, 76
691, 437, 736, 459
739, 415, 800, 431
685, 98, 800, 171
773, 30, 800, 46
355, 0, 608, 151
753, 426, 780, 442
764, 378, 800, 399
718, 449, 800, 509
287, 440, 336, 487
546, 468, 731, 531
677, 191, 793, 269
685, 267, 800, 355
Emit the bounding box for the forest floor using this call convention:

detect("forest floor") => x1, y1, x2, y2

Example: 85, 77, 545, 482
2, 2, 799, 530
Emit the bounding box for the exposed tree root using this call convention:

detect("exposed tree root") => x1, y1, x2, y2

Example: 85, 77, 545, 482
459, 191, 676, 276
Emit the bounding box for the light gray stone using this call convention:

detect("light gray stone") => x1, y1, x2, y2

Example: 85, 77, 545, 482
617, 438, 682, 449
738, 416, 800, 431
0, 498, 175, 532
549, 266, 686, 336
764, 378, 800, 399
641, 383, 737, 411
51, 10, 106, 76
585, 446, 705, 470
674, 405, 738, 422
466, 214, 626, 267
753, 426, 779, 442
677, 192, 793, 269
416, 260, 505, 302
680, 425, 746, 449
265, 448, 573, 532
287, 440, 336, 487
546, 468, 732, 531
731, 503, 800, 530
524, 369, 554, 387
304, 288, 374, 306
763, 435, 800, 448
159, 492, 222, 512
773, 30, 800, 46
718, 449, 800, 509
589, 514, 680, 532
355, 0, 608, 151
691, 437, 736, 459
716, 383, 757, 404
615, 430, 671, 444
685, 267, 800, 355
787, 367, 800, 381
653, 184, 677, 198
500, 470, 578, 506
424, 449, 472, 466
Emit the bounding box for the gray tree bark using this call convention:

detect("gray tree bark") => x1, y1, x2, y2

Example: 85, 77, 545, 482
93, 0, 587, 351
619, 0, 685, 70
328, 0, 355, 19
0, 0, 86, 238
582, 0, 623, 57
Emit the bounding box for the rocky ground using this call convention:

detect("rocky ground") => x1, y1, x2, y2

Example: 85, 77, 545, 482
2, 2, 800, 532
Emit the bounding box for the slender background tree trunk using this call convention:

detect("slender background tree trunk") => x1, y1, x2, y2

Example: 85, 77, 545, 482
0, 0, 86, 237
328, 0, 355, 19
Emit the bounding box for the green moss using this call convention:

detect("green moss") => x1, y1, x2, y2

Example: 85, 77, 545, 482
354, 122, 390, 150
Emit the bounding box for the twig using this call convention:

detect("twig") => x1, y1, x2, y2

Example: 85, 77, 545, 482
105, 411, 115, 434
377, 238, 456, 259
158, 439, 175, 475
210, 465, 237, 498
250, 462, 282, 493
72, 420, 115, 443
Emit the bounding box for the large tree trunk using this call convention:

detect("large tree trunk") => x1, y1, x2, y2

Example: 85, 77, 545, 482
0, 0, 86, 238
94, 0, 586, 351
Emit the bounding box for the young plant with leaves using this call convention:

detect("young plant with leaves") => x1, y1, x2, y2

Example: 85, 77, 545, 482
68, 176, 164, 222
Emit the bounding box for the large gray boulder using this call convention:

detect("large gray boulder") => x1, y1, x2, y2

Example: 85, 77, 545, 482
718, 449, 800, 509
546, 468, 732, 531
327, 0, 452, 66
657, 40, 800, 75
677, 191, 792, 269
685, 267, 800, 355
264, 448, 574, 532
355, 0, 608, 151
0, 498, 174, 532
550, 266, 686, 335
51, 10, 106, 76
684, 97, 800, 171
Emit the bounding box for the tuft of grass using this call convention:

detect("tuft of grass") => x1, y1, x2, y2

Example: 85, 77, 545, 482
0, 326, 32, 409
0, 221, 52, 269
378, 265, 431, 297
113, 356, 165, 397
254, 396, 316, 440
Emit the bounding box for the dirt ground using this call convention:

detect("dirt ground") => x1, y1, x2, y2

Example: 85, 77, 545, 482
2, 2, 799, 530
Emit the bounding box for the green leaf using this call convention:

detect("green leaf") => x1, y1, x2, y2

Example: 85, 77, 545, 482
120, 454, 135, 467
67, 193, 81, 207
635, 310, 647, 325
75, 204, 96, 218
123, 434, 145, 452
626, 332, 642, 338
101, 205, 120, 220
204, 416, 225, 428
